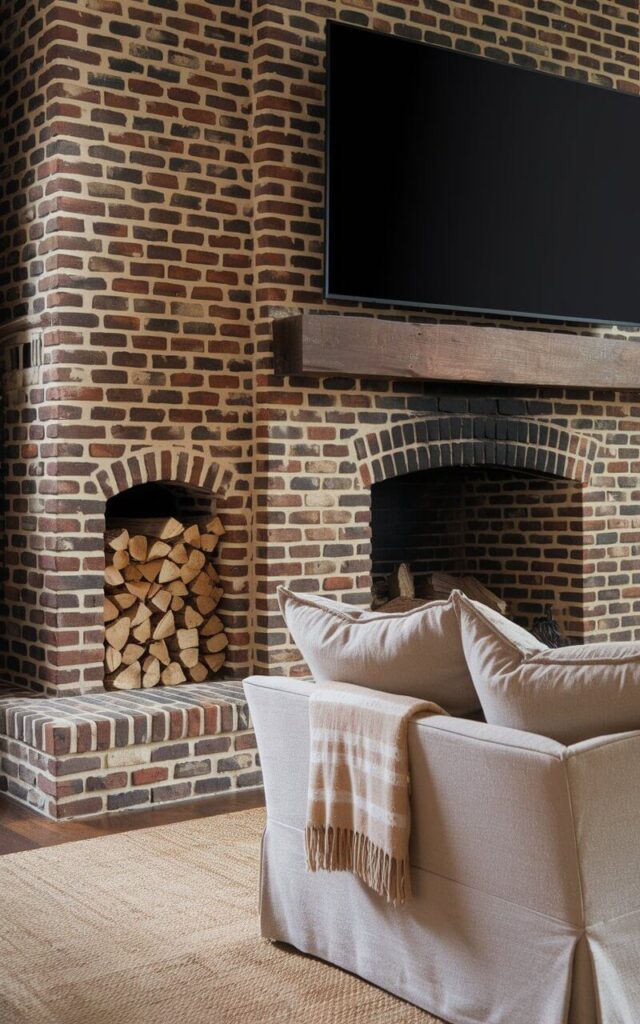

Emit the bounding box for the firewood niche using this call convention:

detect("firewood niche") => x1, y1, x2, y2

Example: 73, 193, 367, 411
103, 515, 227, 690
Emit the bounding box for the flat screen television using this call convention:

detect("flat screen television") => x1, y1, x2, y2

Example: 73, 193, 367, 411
324, 22, 640, 327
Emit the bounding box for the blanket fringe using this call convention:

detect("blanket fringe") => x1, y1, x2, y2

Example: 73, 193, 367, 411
305, 825, 410, 905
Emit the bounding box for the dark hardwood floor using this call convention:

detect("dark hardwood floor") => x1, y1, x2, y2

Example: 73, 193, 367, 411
0, 788, 265, 855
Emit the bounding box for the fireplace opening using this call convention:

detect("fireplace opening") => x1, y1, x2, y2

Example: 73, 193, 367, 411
370, 466, 585, 642
103, 481, 228, 690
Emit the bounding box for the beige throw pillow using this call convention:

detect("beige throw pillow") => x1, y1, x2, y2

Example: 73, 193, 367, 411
453, 590, 640, 743
277, 587, 480, 715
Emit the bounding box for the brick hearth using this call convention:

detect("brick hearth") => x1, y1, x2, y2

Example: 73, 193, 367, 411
0, 1, 639, 816
0, 681, 259, 819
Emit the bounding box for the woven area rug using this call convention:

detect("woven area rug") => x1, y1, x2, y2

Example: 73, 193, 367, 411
0, 807, 441, 1024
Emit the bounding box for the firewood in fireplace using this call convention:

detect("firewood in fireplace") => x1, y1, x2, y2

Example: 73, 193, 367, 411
419, 572, 508, 616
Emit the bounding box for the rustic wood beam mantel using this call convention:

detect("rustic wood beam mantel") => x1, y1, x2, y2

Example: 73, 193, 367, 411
273, 314, 640, 389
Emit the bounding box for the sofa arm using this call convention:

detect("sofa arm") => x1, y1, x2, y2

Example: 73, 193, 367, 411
408, 714, 583, 925
244, 675, 314, 829
566, 729, 640, 927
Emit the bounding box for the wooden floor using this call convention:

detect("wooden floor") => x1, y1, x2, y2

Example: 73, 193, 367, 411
0, 788, 265, 856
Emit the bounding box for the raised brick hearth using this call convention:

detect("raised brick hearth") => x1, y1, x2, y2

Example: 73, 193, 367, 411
0, 1, 639, 816
0, 681, 259, 819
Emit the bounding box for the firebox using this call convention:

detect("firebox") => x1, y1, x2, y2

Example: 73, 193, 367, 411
371, 466, 585, 641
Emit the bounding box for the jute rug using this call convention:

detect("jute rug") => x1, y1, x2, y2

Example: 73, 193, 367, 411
0, 807, 441, 1024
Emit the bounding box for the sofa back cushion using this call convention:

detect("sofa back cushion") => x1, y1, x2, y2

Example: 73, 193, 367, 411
277, 588, 480, 715
453, 590, 640, 743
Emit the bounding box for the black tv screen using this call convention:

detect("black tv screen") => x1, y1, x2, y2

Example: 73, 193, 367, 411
325, 22, 640, 327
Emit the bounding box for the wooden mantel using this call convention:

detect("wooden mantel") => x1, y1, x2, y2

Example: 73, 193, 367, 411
273, 314, 640, 389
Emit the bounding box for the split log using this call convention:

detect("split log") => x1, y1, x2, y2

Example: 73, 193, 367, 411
147, 539, 171, 560
153, 610, 175, 641
133, 618, 151, 644
179, 647, 199, 669
150, 589, 172, 613
122, 643, 145, 665
206, 633, 228, 654
149, 639, 170, 666
105, 565, 124, 587
112, 549, 129, 571
184, 606, 204, 629
158, 559, 181, 584
201, 614, 224, 637
204, 653, 225, 673
183, 524, 201, 547
167, 580, 188, 596
131, 603, 152, 627
129, 535, 148, 562
190, 571, 214, 596
108, 529, 130, 551
105, 647, 122, 673
106, 618, 130, 652
195, 595, 217, 616
156, 517, 184, 540
140, 559, 163, 583
104, 598, 118, 623
125, 580, 150, 601
112, 662, 141, 689
189, 663, 208, 682
177, 628, 198, 650
168, 543, 188, 565
142, 659, 160, 688
162, 662, 186, 686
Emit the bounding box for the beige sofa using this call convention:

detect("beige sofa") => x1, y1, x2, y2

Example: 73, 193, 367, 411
245, 674, 640, 1024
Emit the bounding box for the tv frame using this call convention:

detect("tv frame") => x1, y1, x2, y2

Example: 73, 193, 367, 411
323, 20, 640, 328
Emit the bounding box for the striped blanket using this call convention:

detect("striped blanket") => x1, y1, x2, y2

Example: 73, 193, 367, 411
305, 681, 447, 905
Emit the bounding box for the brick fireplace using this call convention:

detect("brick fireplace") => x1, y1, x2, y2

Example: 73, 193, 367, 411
0, 0, 639, 815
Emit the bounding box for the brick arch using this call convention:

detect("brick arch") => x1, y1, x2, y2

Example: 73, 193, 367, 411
94, 447, 241, 501
353, 416, 600, 488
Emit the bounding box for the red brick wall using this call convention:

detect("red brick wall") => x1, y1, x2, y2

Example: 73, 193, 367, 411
0, 0, 253, 694
1, 0, 639, 693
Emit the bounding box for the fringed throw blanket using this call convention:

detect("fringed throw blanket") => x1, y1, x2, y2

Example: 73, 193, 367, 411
306, 681, 447, 905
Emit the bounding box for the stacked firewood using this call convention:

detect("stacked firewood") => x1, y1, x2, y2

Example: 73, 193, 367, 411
103, 515, 227, 690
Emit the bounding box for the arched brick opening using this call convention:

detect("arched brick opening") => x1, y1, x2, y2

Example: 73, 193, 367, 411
354, 416, 599, 489
352, 416, 601, 642
95, 448, 241, 502
87, 449, 250, 691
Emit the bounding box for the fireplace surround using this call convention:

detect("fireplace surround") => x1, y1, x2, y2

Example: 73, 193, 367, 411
1, 0, 639, 816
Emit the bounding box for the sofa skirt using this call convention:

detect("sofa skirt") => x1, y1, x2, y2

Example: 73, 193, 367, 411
259, 818, 597, 1024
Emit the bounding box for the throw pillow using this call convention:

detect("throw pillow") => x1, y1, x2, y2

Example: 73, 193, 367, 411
277, 587, 480, 715
453, 590, 640, 743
